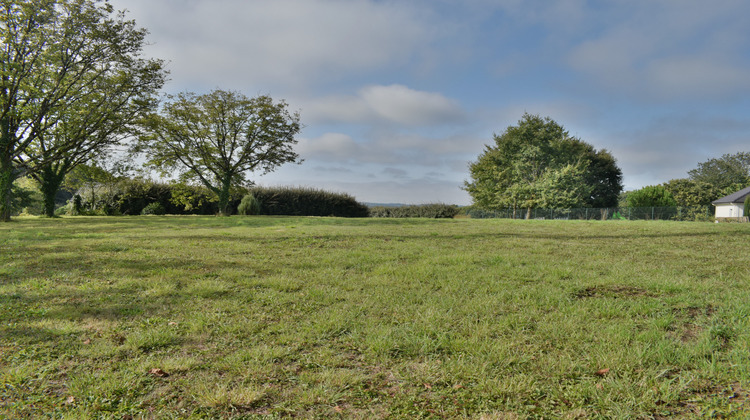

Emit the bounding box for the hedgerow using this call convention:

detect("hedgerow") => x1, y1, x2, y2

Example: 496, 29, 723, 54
250, 186, 369, 217
369, 203, 459, 218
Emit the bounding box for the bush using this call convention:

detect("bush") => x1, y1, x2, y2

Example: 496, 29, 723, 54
237, 194, 261, 215
626, 186, 677, 208
141, 202, 166, 215
369, 203, 459, 218
249, 186, 369, 217
70, 194, 83, 216
10, 178, 42, 216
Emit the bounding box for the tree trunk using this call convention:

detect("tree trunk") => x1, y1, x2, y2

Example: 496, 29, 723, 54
0, 119, 15, 221
217, 178, 232, 216
525, 207, 532, 220
0, 157, 14, 222
39, 164, 67, 217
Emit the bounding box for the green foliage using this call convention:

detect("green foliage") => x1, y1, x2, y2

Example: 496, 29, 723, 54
169, 183, 219, 214
250, 186, 369, 217
237, 194, 262, 216
369, 204, 460, 218
0, 0, 166, 221
70, 195, 83, 216
662, 178, 722, 206
688, 152, 750, 191
9, 178, 43, 216
115, 178, 172, 215
626, 186, 677, 208
465, 113, 622, 213
745, 196, 750, 218
140, 202, 166, 215
532, 162, 593, 209
138, 90, 302, 215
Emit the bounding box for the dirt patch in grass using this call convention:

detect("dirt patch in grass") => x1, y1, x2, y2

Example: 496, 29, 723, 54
669, 306, 716, 343
572, 285, 657, 299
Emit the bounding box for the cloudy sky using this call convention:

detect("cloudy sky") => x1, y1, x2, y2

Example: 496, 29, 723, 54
109, 0, 750, 205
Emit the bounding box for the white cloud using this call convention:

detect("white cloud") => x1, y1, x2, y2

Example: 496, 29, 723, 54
359, 85, 465, 126
300, 84, 465, 126
110, 0, 436, 91
296, 133, 363, 162
297, 130, 481, 169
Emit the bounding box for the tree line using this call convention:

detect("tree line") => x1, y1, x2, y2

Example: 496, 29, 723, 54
1, 0, 301, 221
3, 1, 745, 222
465, 114, 749, 218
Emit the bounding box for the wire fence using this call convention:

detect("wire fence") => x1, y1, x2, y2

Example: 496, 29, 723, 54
466, 206, 715, 221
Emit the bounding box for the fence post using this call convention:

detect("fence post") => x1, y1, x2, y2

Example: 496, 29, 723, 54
652, 207, 654, 220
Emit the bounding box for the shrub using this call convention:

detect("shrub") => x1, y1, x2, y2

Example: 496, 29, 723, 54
626, 186, 677, 208
70, 194, 83, 216
55, 203, 70, 217
237, 194, 261, 215
369, 204, 459, 218
745, 196, 750, 218
141, 202, 166, 215
249, 186, 369, 217
170, 183, 219, 215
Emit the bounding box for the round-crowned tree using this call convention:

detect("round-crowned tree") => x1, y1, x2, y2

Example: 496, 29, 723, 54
464, 113, 623, 217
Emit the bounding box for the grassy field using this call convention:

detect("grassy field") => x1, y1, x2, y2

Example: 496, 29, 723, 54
1, 216, 749, 419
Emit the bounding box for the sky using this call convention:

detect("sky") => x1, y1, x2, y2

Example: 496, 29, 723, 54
108, 0, 750, 205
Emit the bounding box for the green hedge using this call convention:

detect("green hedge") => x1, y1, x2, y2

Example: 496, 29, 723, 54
369, 203, 459, 218
465, 206, 714, 221
250, 186, 369, 217
72, 181, 369, 217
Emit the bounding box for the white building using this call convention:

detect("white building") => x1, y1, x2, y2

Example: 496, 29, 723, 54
712, 186, 750, 221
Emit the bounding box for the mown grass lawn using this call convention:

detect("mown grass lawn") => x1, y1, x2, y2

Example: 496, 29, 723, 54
1, 216, 749, 419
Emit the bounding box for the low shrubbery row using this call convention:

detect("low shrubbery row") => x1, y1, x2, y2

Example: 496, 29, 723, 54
369, 203, 459, 218
56, 178, 370, 217
464, 205, 714, 221
18, 177, 464, 218
250, 186, 369, 217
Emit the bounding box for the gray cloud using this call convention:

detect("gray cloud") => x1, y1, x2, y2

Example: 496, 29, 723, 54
382, 167, 409, 179
566, 1, 750, 100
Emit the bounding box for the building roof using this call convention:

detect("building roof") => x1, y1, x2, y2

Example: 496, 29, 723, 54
712, 186, 750, 205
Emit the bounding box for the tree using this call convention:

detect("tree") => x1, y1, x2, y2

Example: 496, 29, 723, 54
661, 178, 721, 207
626, 185, 677, 208
0, 0, 166, 221
688, 152, 750, 192
30, 53, 165, 217
464, 113, 622, 217
137, 90, 302, 215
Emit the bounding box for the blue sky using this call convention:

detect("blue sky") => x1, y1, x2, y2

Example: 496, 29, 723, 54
109, 0, 750, 205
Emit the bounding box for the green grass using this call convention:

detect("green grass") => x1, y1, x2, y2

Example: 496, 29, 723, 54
1, 216, 749, 418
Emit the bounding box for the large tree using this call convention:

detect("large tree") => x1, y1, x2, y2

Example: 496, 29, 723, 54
464, 113, 622, 217
687, 152, 750, 193
137, 89, 302, 215
0, 0, 165, 221
30, 53, 165, 217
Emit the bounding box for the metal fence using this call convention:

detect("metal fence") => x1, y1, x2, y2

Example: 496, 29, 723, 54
466, 206, 715, 221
